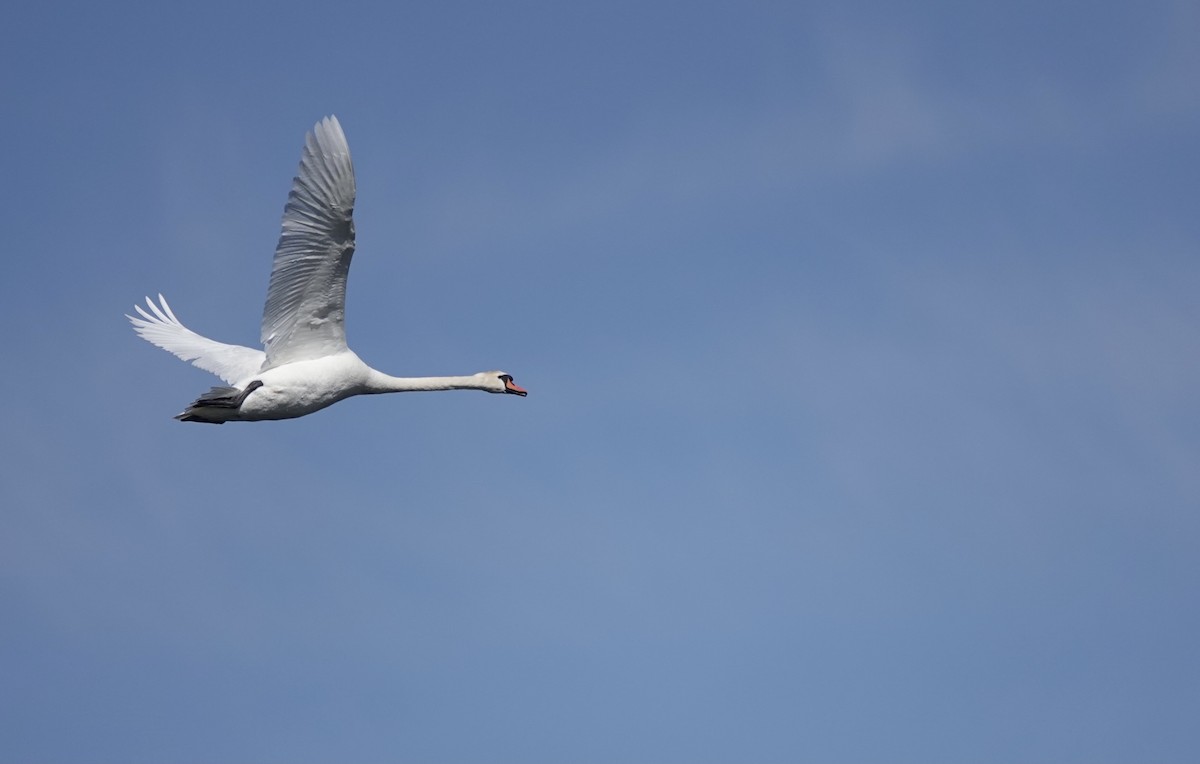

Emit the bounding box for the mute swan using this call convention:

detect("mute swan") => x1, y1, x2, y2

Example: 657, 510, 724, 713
128, 116, 527, 424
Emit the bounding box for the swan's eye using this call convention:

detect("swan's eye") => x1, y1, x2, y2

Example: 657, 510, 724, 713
499, 374, 512, 383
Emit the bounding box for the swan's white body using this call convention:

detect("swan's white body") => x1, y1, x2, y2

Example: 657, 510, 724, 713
129, 116, 526, 423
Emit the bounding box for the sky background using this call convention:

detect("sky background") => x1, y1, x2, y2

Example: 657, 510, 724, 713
2, 1, 1198, 762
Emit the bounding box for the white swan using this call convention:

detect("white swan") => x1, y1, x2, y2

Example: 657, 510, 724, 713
128, 116, 527, 424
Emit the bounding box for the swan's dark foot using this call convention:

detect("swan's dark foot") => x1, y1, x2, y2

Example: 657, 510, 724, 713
175, 380, 263, 423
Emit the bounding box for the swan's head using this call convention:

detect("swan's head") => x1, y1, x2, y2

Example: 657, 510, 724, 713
479, 371, 528, 396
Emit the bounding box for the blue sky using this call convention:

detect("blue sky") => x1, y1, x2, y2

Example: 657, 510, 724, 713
2, 1, 1198, 761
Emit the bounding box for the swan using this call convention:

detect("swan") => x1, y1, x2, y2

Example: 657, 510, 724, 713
128, 115, 527, 424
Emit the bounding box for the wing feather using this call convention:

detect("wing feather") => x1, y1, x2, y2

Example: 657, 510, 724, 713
259, 115, 357, 368
127, 295, 265, 385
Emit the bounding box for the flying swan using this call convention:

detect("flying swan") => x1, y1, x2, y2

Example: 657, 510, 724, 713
128, 115, 527, 423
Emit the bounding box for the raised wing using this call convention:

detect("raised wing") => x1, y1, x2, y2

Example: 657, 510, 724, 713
260, 115, 357, 368
128, 295, 265, 385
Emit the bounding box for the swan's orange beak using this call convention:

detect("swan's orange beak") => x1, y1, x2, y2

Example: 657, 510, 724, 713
504, 378, 528, 396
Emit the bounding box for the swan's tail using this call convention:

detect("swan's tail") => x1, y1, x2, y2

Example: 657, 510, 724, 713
175, 381, 263, 424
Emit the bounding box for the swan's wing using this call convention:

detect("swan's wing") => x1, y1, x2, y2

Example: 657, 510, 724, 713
128, 295, 265, 385
260, 115, 357, 369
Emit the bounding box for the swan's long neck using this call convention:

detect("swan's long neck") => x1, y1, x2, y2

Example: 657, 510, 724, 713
362, 369, 487, 394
